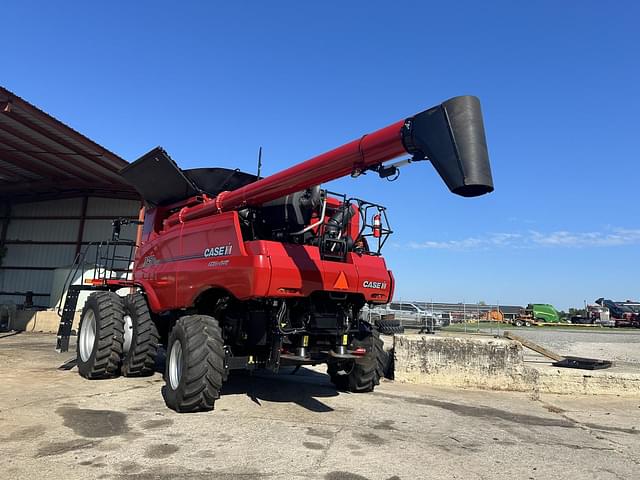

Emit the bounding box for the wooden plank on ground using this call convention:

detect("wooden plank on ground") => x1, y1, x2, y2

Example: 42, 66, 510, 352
503, 331, 564, 361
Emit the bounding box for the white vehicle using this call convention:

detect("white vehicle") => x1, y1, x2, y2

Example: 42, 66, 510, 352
588, 305, 616, 327
365, 302, 447, 332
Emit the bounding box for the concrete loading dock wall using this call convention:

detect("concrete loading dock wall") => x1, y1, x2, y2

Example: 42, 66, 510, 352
394, 335, 536, 391
394, 334, 640, 396
7, 310, 81, 333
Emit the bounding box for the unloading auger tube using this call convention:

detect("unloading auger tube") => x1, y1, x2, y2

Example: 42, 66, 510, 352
165, 95, 494, 227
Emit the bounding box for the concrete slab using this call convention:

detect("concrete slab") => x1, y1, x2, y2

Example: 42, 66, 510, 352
393, 333, 640, 396
393, 334, 533, 390
1, 333, 639, 479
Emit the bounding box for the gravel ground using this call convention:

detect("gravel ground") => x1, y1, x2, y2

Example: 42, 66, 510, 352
494, 328, 640, 365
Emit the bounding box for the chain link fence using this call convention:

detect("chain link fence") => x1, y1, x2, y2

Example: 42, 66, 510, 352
363, 300, 522, 334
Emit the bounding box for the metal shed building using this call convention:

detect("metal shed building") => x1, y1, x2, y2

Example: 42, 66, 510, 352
0, 86, 140, 312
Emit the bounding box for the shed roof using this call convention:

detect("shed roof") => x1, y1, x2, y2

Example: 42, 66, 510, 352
0, 86, 138, 202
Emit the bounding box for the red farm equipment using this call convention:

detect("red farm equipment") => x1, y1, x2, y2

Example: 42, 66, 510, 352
56, 95, 493, 412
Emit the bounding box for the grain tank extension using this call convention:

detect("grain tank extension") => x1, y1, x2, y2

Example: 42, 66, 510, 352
56, 95, 493, 412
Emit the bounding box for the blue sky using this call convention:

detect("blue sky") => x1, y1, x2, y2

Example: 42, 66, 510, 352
2, 1, 638, 309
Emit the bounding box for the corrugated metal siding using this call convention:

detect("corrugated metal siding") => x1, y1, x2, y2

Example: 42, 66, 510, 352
82, 219, 138, 243
0, 269, 53, 300
12, 197, 82, 216
0, 196, 140, 308
6, 219, 80, 242
3, 244, 76, 267
86, 197, 140, 217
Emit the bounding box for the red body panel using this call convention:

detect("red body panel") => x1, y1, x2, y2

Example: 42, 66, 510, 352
134, 111, 421, 311
135, 211, 392, 313
258, 242, 391, 301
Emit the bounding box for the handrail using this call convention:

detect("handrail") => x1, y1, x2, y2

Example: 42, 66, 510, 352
56, 239, 137, 317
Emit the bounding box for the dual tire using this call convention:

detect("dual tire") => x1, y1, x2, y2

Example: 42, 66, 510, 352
121, 294, 160, 376
78, 296, 386, 410
76, 292, 159, 379
77, 294, 225, 413
77, 292, 125, 379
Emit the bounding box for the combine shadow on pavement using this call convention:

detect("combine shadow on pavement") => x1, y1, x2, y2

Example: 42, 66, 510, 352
221, 367, 339, 412
155, 348, 338, 412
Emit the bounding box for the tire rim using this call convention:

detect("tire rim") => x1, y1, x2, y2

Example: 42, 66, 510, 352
123, 314, 133, 354
168, 340, 183, 389
79, 310, 96, 362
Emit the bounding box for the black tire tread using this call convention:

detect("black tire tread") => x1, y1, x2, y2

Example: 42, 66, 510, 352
375, 319, 404, 335
121, 293, 160, 377
375, 319, 400, 328
165, 315, 225, 413
77, 291, 125, 379
328, 330, 385, 393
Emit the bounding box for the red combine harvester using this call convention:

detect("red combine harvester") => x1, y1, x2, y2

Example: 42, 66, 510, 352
56, 96, 493, 412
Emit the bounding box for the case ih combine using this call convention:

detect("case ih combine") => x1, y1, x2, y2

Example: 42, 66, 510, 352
56, 95, 493, 412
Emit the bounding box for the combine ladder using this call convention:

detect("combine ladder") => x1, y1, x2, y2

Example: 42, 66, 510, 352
55, 285, 110, 352
55, 238, 136, 353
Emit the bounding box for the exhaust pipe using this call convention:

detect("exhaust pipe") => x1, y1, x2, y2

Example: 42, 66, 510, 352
402, 95, 493, 197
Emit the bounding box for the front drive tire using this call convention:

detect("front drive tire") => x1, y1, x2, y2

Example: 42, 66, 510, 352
163, 315, 225, 413
121, 293, 160, 377
77, 292, 125, 379
328, 330, 385, 393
